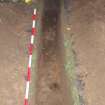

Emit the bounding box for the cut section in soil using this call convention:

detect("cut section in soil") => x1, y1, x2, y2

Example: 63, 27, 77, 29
36, 0, 73, 105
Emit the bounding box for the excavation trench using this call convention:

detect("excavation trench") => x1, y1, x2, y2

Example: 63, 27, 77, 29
36, 0, 73, 105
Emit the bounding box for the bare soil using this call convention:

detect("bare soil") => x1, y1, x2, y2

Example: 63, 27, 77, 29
0, 3, 32, 105
0, 2, 73, 105
70, 0, 105, 105
1, 0, 105, 105
35, 0, 73, 105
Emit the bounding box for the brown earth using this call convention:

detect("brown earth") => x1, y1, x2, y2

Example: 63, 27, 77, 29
70, 0, 105, 105
0, 2, 73, 105
35, 0, 73, 105
1, 0, 105, 105
0, 3, 32, 105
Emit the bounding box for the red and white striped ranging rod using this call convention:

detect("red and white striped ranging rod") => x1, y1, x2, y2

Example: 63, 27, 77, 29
24, 8, 37, 105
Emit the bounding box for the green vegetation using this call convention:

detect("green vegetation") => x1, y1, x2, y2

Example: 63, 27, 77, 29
64, 35, 80, 105
61, 2, 80, 105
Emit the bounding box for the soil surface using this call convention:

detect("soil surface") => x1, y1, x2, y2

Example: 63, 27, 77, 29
0, 3, 33, 105
1, 0, 105, 105
70, 0, 105, 105
0, 2, 73, 105
36, 0, 73, 105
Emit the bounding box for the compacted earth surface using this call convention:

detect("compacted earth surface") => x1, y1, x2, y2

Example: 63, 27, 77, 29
0, 3, 32, 105
0, 2, 73, 105
70, 0, 105, 105
35, 0, 73, 105
1, 0, 105, 105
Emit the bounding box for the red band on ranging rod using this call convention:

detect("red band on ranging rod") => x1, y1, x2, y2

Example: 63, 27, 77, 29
32, 28, 37, 36
24, 99, 28, 105
28, 44, 33, 55
32, 15, 37, 20
27, 67, 31, 81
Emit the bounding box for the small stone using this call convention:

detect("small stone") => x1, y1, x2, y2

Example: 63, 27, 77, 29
66, 27, 71, 31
